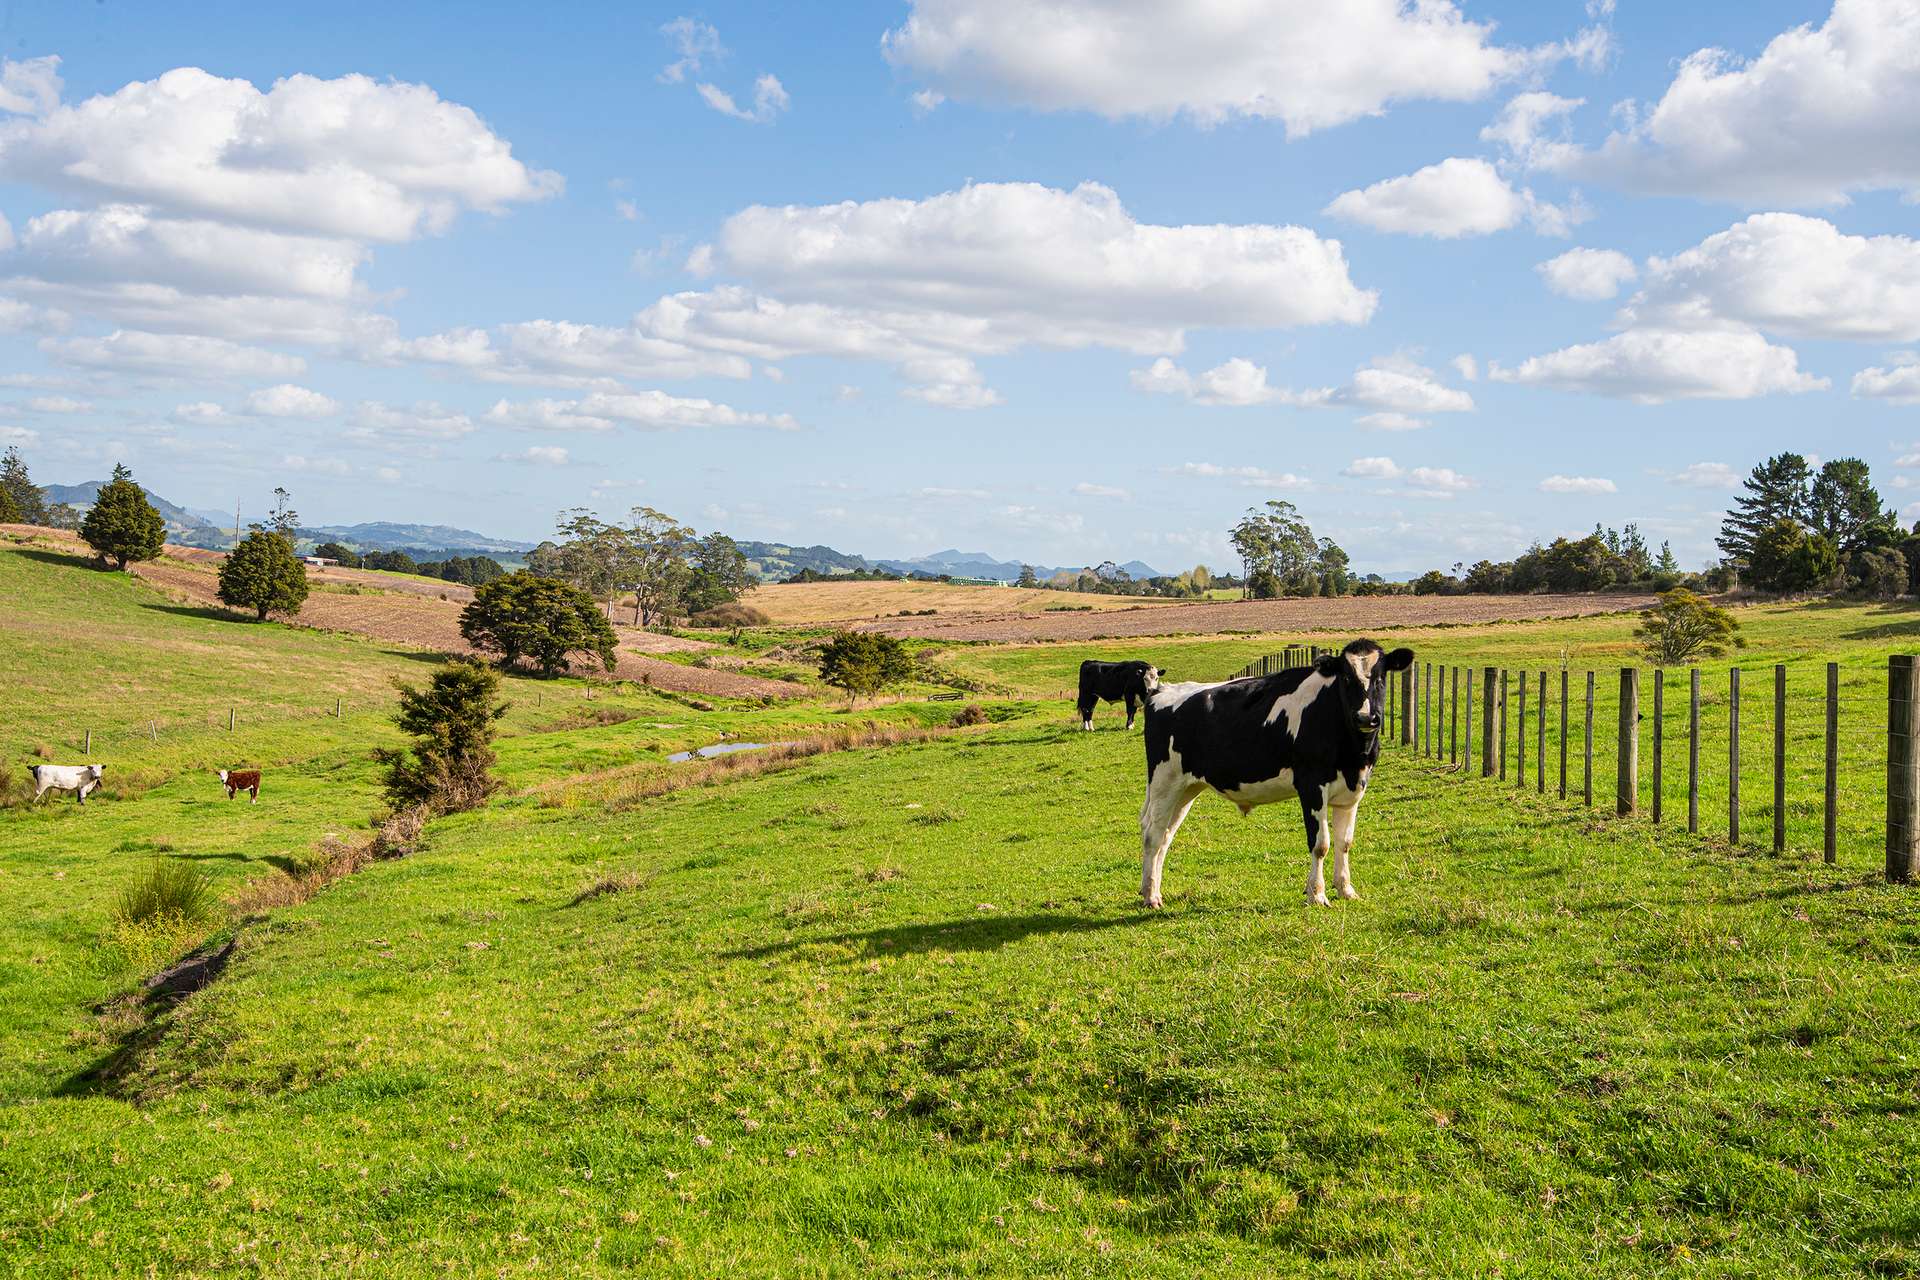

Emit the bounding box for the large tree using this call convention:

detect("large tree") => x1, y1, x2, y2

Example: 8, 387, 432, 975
816, 630, 913, 702
682, 531, 754, 615
373, 658, 507, 815
217, 529, 310, 620
459, 571, 618, 676
1809, 457, 1895, 556
1230, 500, 1332, 599
1717, 453, 1811, 567
79, 463, 165, 570
624, 506, 696, 625
0, 446, 47, 525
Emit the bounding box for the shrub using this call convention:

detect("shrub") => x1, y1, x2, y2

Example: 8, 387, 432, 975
460, 571, 617, 676
79, 464, 165, 570
1849, 547, 1907, 600
1635, 589, 1745, 665
951, 703, 989, 727
217, 529, 309, 620
114, 858, 215, 927
687, 601, 771, 628
817, 631, 914, 701
373, 659, 507, 815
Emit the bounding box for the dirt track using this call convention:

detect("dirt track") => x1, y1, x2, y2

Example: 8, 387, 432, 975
856, 592, 1658, 642
6, 529, 800, 699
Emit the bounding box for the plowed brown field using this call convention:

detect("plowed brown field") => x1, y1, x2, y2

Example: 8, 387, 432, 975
856, 591, 1657, 641
6, 528, 800, 699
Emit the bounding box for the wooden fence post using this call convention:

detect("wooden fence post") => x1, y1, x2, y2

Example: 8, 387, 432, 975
1584, 671, 1595, 807
335, 696, 342, 718
1436, 664, 1446, 760
1825, 662, 1838, 865
1689, 667, 1701, 834
1537, 671, 1546, 795
1730, 668, 1742, 845
84, 728, 91, 755
1774, 664, 1787, 855
1617, 668, 1639, 817
1498, 670, 1509, 781
1426, 663, 1435, 757
1481, 667, 1496, 777
1401, 666, 1413, 748
229, 707, 235, 731
149, 720, 157, 744
1517, 673, 1527, 788
1889, 655, 1920, 883
1451, 666, 1461, 765
1464, 665, 1475, 772
1559, 669, 1569, 800
1652, 669, 1664, 825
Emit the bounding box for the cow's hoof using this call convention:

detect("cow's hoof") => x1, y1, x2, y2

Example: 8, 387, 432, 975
1339, 885, 1361, 901
1308, 893, 1331, 907
1143, 894, 1163, 910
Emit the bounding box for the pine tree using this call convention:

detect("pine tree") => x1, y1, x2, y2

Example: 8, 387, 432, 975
217, 529, 310, 620
0, 446, 46, 525
1809, 457, 1892, 555
1718, 453, 1810, 567
79, 463, 165, 570
0, 483, 19, 524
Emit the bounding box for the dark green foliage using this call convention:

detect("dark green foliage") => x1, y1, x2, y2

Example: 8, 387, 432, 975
0, 446, 46, 525
1635, 589, 1745, 664
216, 530, 310, 620
79, 464, 165, 570
1809, 458, 1894, 555
459, 571, 617, 677
681, 532, 754, 615
1848, 547, 1906, 599
373, 659, 506, 814
0, 484, 20, 524
114, 858, 215, 926
311, 541, 362, 568
817, 630, 914, 700
361, 549, 418, 574
1748, 520, 1840, 593
1718, 452, 1811, 566
1229, 500, 1349, 597
415, 554, 506, 586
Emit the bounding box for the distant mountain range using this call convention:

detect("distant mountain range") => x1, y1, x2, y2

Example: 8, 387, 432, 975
40, 480, 1158, 579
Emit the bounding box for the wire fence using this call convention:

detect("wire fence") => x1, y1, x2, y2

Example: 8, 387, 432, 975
1230, 646, 1920, 884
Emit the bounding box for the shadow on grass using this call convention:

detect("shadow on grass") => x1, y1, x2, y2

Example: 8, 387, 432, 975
139, 600, 246, 624
10, 546, 99, 570
170, 850, 299, 874
54, 938, 237, 1099
723, 909, 1167, 961
1820, 597, 1920, 640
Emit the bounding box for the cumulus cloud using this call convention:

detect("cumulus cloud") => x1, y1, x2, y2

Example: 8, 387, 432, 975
1539, 474, 1617, 493
1129, 356, 1323, 407
1326, 157, 1581, 238
1166, 461, 1310, 489
42, 329, 305, 380
1342, 456, 1402, 479
0, 56, 62, 117
1335, 358, 1475, 414
21, 394, 89, 413
882, 0, 1545, 136
1072, 482, 1131, 499
658, 17, 722, 84
1538, 247, 1638, 301
281, 453, 351, 477
348, 401, 476, 442
1134, 354, 1470, 421
698, 74, 790, 124
484, 390, 800, 432
1491, 326, 1827, 403
1669, 461, 1742, 488
1624, 213, 1920, 343
1853, 353, 1920, 403
244, 383, 338, 418
1451, 354, 1478, 382
1404, 466, 1476, 497
1480, 91, 1583, 165
1534, 0, 1920, 205
1354, 411, 1428, 431
0, 67, 560, 241
498, 445, 570, 466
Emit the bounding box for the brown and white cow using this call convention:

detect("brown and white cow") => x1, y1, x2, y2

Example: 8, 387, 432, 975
217, 769, 262, 804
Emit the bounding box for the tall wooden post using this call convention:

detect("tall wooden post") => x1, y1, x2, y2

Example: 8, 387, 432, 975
1401, 665, 1413, 748
1451, 666, 1461, 764
84, 728, 91, 755
1481, 667, 1496, 777
1537, 671, 1547, 795
1498, 670, 1509, 781
1689, 667, 1701, 834
1652, 670, 1664, 825
1559, 669, 1569, 800
229, 707, 235, 732
1730, 668, 1742, 845
1617, 668, 1639, 817
1774, 664, 1788, 855
1516, 674, 1527, 788
1889, 655, 1920, 883
1583, 671, 1595, 807
1464, 666, 1475, 773
1824, 663, 1838, 865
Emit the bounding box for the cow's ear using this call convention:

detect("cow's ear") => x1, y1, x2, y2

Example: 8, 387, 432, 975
1383, 647, 1415, 672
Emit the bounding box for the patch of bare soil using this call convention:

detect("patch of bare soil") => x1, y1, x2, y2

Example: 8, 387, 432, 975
856, 592, 1658, 642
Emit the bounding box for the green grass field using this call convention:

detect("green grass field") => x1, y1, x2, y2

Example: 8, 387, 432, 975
4, 547, 1919, 1276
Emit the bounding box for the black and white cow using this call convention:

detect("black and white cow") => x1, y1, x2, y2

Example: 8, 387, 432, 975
1077, 659, 1163, 731
1138, 639, 1413, 908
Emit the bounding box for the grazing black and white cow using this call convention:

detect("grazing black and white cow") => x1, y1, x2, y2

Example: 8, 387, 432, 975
26, 763, 105, 804
1138, 639, 1413, 908
1077, 659, 1162, 731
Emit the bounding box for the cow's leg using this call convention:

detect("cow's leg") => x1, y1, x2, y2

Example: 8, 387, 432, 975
31, 782, 48, 804
1299, 782, 1331, 906
1140, 775, 1200, 909
1331, 797, 1363, 900
249, 785, 259, 805
1125, 691, 1138, 730
1078, 695, 1096, 731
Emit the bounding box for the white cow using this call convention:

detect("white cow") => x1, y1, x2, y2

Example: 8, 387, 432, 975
26, 763, 105, 804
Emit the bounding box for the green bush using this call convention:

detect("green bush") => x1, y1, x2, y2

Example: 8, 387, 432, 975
114, 858, 215, 927
817, 631, 913, 701
460, 571, 617, 676
79, 464, 165, 571
217, 529, 310, 620
373, 658, 507, 815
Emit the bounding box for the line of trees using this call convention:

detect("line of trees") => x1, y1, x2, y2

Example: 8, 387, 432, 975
1411, 523, 1688, 597
1229, 500, 1352, 598
1716, 453, 1909, 596
523, 506, 755, 625
313, 542, 507, 585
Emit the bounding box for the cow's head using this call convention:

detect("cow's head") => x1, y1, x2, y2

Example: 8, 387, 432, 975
88, 764, 104, 779
1327, 640, 1413, 736
1139, 662, 1163, 691
216, 769, 230, 784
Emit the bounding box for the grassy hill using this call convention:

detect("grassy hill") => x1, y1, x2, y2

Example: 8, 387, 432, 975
3, 544, 1918, 1276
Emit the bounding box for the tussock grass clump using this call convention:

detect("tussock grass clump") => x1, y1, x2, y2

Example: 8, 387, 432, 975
569, 869, 647, 905
688, 602, 771, 627
950, 703, 989, 727
911, 806, 962, 826
370, 806, 427, 859
115, 859, 215, 928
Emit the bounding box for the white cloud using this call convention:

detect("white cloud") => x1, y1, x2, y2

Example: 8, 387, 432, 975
42, 329, 305, 380
615, 199, 641, 222
1537, 247, 1638, 301
498, 445, 570, 467
1325, 157, 1579, 238
1451, 354, 1478, 382
920, 486, 992, 500
1670, 462, 1742, 488
1129, 356, 1321, 407
1167, 461, 1310, 489
697, 74, 790, 124
882, 0, 1544, 136
1854, 353, 1920, 403
1539, 474, 1617, 493
348, 401, 476, 441
244, 383, 338, 418
1404, 466, 1476, 497
1625, 214, 1920, 343
1354, 411, 1428, 431
1342, 456, 1402, 479
21, 394, 89, 413
659, 17, 722, 84
910, 89, 945, 114
1135, 353, 1471, 420
0, 67, 560, 241
1491, 326, 1827, 403
171, 401, 228, 425
1072, 482, 1130, 498
1336, 359, 1474, 414
484, 390, 800, 433
281, 453, 351, 477
1480, 91, 1583, 166
0, 55, 62, 117
1538, 0, 1920, 205
0, 425, 39, 443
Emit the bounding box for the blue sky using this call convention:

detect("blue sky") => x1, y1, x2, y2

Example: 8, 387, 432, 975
1, 0, 1916, 574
